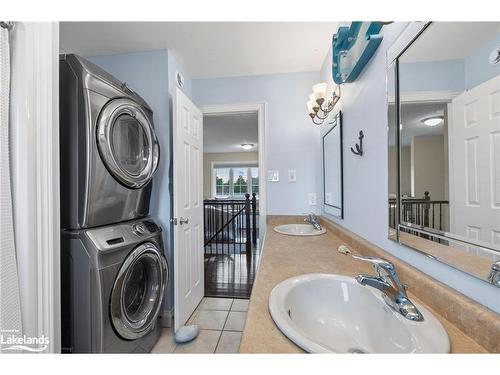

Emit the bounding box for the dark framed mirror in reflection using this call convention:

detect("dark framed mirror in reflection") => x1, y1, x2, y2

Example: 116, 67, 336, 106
387, 22, 500, 287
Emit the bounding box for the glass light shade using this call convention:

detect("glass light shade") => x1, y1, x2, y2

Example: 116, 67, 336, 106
309, 93, 317, 104
421, 116, 444, 127
306, 100, 315, 113
241, 143, 254, 150
312, 83, 328, 101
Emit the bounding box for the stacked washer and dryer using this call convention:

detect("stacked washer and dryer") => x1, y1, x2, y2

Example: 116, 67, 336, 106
60, 54, 168, 353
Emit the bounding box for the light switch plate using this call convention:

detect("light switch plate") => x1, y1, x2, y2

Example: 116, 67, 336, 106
309, 193, 317, 206
268, 170, 279, 182
288, 169, 297, 182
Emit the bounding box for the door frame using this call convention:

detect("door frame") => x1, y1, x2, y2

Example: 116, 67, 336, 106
200, 103, 267, 241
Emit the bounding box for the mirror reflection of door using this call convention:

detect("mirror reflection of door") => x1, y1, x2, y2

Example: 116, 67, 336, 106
395, 22, 500, 280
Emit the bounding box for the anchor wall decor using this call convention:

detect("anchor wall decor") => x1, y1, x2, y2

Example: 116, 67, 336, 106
350, 131, 364, 156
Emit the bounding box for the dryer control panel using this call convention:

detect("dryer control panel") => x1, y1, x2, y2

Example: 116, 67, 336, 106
86, 219, 162, 251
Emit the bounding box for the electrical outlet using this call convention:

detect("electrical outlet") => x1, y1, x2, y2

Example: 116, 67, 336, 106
288, 169, 297, 182
309, 193, 317, 206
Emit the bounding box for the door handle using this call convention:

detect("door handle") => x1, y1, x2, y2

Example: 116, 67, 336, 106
179, 217, 189, 225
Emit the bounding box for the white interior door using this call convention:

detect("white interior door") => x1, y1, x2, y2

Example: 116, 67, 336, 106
449, 74, 500, 254
173, 87, 204, 332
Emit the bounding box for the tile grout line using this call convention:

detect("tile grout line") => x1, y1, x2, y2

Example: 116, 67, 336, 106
194, 327, 243, 333
213, 309, 230, 353
221, 308, 230, 331
214, 308, 232, 352
213, 329, 223, 354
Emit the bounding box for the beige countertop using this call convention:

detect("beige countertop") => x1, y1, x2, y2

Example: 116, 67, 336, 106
239, 216, 488, 353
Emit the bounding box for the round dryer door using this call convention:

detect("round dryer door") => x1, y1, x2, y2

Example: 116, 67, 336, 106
110, 242, 168, 340
97, 98, 160, 189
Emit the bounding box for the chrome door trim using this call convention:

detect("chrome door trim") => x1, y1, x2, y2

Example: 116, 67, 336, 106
110, 242, 168, 340
97, 98, 159, 189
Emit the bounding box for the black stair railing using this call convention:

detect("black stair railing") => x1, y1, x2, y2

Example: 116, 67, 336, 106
203, 193, 258, 258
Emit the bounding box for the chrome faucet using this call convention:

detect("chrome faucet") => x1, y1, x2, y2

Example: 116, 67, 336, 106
339, 248, 424, 321
304, 213, 322, 231
487, 261, 500, 287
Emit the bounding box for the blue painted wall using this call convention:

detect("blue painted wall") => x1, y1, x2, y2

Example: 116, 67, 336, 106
193, 72, 322, 215
465, 33, 500, 89
398, 33, 500, 93
399, 59, 465, 92
319, 23, 500, 313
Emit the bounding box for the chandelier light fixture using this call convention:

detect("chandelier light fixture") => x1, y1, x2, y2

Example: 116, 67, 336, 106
307, 83, 341, 125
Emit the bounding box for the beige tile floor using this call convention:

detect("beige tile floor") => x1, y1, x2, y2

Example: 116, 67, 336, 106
151, 297, 249, 354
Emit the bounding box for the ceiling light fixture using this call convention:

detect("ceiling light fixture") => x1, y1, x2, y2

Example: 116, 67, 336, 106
241, 143, 254, 150
421, 116, 444, 127
307, 83, 341, 125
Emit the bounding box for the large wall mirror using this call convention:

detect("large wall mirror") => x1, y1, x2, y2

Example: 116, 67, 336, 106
388, 22, 500, 286
323, 111, 343, 218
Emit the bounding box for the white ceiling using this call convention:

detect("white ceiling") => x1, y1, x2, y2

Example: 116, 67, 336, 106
388, 102, 448, 146
60, 22, 339, 79
400, 102, 447, 146
203, 112, 258, 153
401, 22, 499, 63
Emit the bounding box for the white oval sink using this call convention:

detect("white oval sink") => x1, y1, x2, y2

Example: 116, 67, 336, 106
269, 274, 450, 353
274, 224, 326, 236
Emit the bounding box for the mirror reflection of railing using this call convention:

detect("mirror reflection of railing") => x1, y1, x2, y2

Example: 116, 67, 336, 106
389, 191, 449, 234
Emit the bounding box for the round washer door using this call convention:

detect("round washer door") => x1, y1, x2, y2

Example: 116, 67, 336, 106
110, 242, 168, 340
97, 98, 160, 189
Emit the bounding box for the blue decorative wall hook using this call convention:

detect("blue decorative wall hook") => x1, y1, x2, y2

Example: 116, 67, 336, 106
332, 22, 384, 84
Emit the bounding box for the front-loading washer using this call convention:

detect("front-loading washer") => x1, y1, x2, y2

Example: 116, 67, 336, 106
61, 218, 168, 353
59, 54, 160, 229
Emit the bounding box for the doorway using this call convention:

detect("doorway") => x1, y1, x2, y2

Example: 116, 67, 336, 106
201, 104, 266, 299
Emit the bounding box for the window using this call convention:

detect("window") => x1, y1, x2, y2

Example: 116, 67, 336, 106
251, 167, 259, 195
215, 168, 230, 196
213, 165, 258, 198
232, 167, 248, 196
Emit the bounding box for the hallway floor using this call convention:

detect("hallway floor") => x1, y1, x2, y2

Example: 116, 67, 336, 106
204, 241, 261, 298
151, 297, 248, 354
